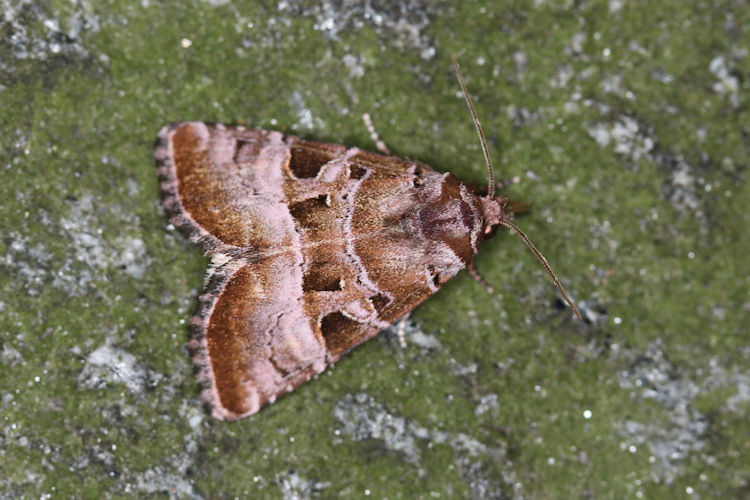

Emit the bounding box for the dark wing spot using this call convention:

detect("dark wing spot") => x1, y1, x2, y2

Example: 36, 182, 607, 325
233, 140, 249, 163
369, 293, 391, 314
427, 265, 442, 287
303, 263, 343, 292
289, 142, 336, 178
412, 166, 425, 187
320, 311, 362, 355
349, 165, 368, 179
289, 194, 329, 229
433, 274, 441, 287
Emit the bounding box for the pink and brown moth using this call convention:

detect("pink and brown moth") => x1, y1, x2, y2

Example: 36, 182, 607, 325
155, 58, 580, 420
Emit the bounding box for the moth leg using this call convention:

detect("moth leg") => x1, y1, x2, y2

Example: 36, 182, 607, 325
395, 312, 411, 348
362, 113, 393, 155
468, 261, 495, 294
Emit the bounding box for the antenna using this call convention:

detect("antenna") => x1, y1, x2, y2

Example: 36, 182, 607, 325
498, 219, 583, 321
451, 55, 582, 321
451, 55, 496, 198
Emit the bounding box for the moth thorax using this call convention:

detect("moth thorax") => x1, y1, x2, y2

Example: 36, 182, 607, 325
409, 197, 478, 267
417, 199, 475, 239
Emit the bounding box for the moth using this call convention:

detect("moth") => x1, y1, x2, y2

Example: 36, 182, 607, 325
155, 58, 580, 420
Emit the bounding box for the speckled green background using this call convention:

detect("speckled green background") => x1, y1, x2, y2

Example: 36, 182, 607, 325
2, 0, 749, 498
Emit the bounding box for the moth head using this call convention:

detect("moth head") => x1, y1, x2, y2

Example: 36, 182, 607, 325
479, 195, 508, 238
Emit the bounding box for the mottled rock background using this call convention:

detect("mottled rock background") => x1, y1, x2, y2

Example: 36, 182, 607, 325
2, 1, 748, 498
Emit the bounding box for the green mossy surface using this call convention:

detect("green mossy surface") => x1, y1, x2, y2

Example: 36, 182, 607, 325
2, 0, 748, 498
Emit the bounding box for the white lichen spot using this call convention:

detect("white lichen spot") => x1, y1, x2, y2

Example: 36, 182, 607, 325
49, 193, 152, 294
709, 55, 740, 107
409, 331, 442, 350
615, 342, 716, 483
334, 393, 517, 497
78, 344, 157, 394
663, 157, 703, 221
334, 393, 503, 464
474, 393, 499, 416
609, 0, 623, 13
342, 53, 365, 78
1, 0, 102, 63
275, 470, 330, 499
1, 344, 24, 366
289, 91, 324, 132
135, 468, 199, 499
114, 236, 149, 279
586, 116, 655, 162
276, 1, 436, 59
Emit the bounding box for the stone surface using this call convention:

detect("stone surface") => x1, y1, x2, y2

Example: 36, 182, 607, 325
1, 0, 748, 498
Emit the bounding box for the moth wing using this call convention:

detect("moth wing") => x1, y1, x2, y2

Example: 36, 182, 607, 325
155, 122, 421, 255
190, 255, 329, 420
156, 122, 314, 254
191, 248, 438, 421
157, 122, 469, 419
